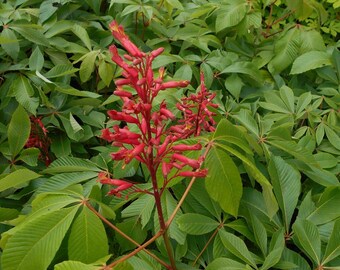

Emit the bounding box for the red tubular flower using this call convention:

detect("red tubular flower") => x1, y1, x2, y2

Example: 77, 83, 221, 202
108, 110, 139, 124
109, 21, 144, 57
172, 143, 202, 151
172, 153, 200, 169
159, 80, 190, 90
98, 172, 134, 197
178, 169, 208, 178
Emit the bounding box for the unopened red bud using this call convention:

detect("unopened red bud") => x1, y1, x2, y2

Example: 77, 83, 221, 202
114, 90, 133, 98
151, 47, 164, 58
108, 110, 139, 124
115, 78, 130, 86
158, 136, 171, 156
160, 108, 175, 120
178, 169, 208, 178
137, 78, 146, 85
160, 80, 190, 89
133, 58, 142, 65
162, 162, 171, 178
124, 54, 134, 61
172, 143, 202, 151
172, 153, 200, 169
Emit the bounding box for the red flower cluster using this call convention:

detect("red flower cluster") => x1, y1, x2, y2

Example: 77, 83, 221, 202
99, 21, 217, 197
25, 116, 51, 166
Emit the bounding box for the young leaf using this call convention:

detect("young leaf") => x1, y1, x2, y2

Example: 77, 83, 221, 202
292, 219, 321, 265
219, 230, 257, 268
322, 218, 340, 265
68, 206, 108, 263
177, 213, 219, 235
0, 169, 40, 192
205, 144, 242, 217
1, 206, 78, 270
268, 156, 301, 231
7, 105, 30, 158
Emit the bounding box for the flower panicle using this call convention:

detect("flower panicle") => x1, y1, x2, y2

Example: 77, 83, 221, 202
100, 22, 217, 197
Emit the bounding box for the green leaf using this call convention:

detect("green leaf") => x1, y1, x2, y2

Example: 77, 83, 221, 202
0, 207, 20, 222
72, 25, 92, 51
55, 261, 100, 270
43, 157, 100, 174
260, 247, 284, 270
55, 84, 100, 98
1, 206, 78, 270
29, 46, 44, 71
7, 105, 30, 157
225, 74, 244, 100
249, 213, 267, 256
292, 218, 321, 264
221, 61, 262, 82
17, 148, 40, 166
1, 28, 19, 59
269, 27, 301, 74
177, 213, 219, 235
232, 109, 259, 137
37, 171, 98, 193
39, 0, 58, 23
215, 0, 248, 32
0, 169, 40, 192
11, 26, 49, 47
79, 51, 99, 83
50, 134, 72, 157
205, 144, 242, 217
44, 64, 79, 78
307, 187, 340, 225
322, 218, 340, 265
268, 156, 301, 230
121, 194, 155, 229
68, 206, 108, 263
219, 230, 257, 268
324, 125, 340, 150
290, 51, 331, 74
206, 258, 247, 270
98, 61, 114, 87
9, 75, 39, 115
115, 218, 147, 253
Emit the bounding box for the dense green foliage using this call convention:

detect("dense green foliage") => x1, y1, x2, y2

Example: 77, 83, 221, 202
0, 0, 339, 269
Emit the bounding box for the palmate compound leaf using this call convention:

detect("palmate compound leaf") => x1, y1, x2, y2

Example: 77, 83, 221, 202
1, 206, 79, 270
68, 206, 108, 263
268, 156, 301, 231
290, 51, 331, 74
177, 213, 219, 235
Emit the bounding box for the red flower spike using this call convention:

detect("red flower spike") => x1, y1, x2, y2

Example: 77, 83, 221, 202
101, 21, 217, 199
